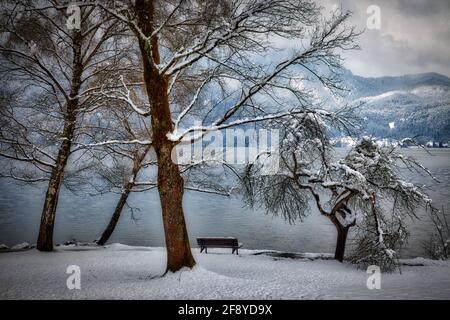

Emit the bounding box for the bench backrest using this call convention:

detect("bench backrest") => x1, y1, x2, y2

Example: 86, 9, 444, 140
197, 237, 238, 247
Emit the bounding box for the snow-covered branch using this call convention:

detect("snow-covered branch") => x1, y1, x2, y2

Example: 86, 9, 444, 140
99, 76, 150, 116
184, 186, 232, 197
168, 109, 331, 142
71, 139, 152, 153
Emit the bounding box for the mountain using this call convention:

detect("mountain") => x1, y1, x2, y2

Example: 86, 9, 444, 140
340, 70, 450, 143
195, 67, 450, 143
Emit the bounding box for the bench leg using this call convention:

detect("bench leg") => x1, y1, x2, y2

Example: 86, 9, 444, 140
205, 247, 207, 254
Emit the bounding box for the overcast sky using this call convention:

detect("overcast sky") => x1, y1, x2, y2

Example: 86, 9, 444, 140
320, 0, 450, 78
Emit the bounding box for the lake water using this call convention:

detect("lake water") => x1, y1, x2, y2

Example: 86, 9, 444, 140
0, 149, 449, 258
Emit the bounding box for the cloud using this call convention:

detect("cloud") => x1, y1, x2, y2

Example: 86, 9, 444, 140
322, 0, 450, 77
263, 0, 449, 78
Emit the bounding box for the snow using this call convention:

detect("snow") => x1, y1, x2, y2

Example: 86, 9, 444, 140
357, 90, 408, 103
1, 244, 449, 299
321, 181, 340, 187
11, 242, 30, 250
332, 162, 367, 183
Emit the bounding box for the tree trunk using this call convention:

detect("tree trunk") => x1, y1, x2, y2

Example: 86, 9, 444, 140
36, 129, 74, 251
334, 225, 349, 262
136, 0, 195, 272
97, 187, 131, 246
97, 147, 150, 246
36, 31, 83, 252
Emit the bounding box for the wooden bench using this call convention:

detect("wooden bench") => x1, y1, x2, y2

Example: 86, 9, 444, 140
197, 237, 242, 255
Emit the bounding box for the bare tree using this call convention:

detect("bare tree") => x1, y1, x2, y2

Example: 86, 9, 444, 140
2, 0, 358, 270
77, 98, 156, 246
85, 74, 235, 246
79, 0, 360, 272
95, 145, 154, 245
91, 75, 237, 245
0, 1, 125, 251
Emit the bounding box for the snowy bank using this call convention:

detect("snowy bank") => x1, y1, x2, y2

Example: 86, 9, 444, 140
0, 244, 449, 299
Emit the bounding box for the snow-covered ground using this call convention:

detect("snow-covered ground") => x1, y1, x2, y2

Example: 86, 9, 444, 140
1, 244, 449, 299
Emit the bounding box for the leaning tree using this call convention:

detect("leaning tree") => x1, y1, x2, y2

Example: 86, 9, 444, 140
72, 92, 155, 246
243, 120, 435, 269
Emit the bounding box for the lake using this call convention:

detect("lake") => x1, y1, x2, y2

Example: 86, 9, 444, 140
0, 148, 449, 258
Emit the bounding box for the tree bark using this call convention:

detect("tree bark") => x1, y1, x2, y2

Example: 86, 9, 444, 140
36, 31, 83, 252
136, 0, 195, 272
334, 225, 349, 262
97, 147, 150, 246
36, 123, 74, 251
96, 187, 131, 246
327, 214, 351, 262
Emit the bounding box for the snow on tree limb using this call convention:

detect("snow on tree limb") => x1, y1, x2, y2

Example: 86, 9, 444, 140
72, 139, 152, 151
98, 75, 151, 116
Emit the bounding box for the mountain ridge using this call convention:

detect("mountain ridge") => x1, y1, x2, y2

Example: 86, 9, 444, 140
340, 69, 450, 142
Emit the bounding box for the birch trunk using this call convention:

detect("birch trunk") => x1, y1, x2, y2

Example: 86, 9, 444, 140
36, 31, 83, 252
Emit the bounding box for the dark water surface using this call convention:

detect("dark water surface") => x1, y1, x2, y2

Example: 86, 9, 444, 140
1, 149, 449, 258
